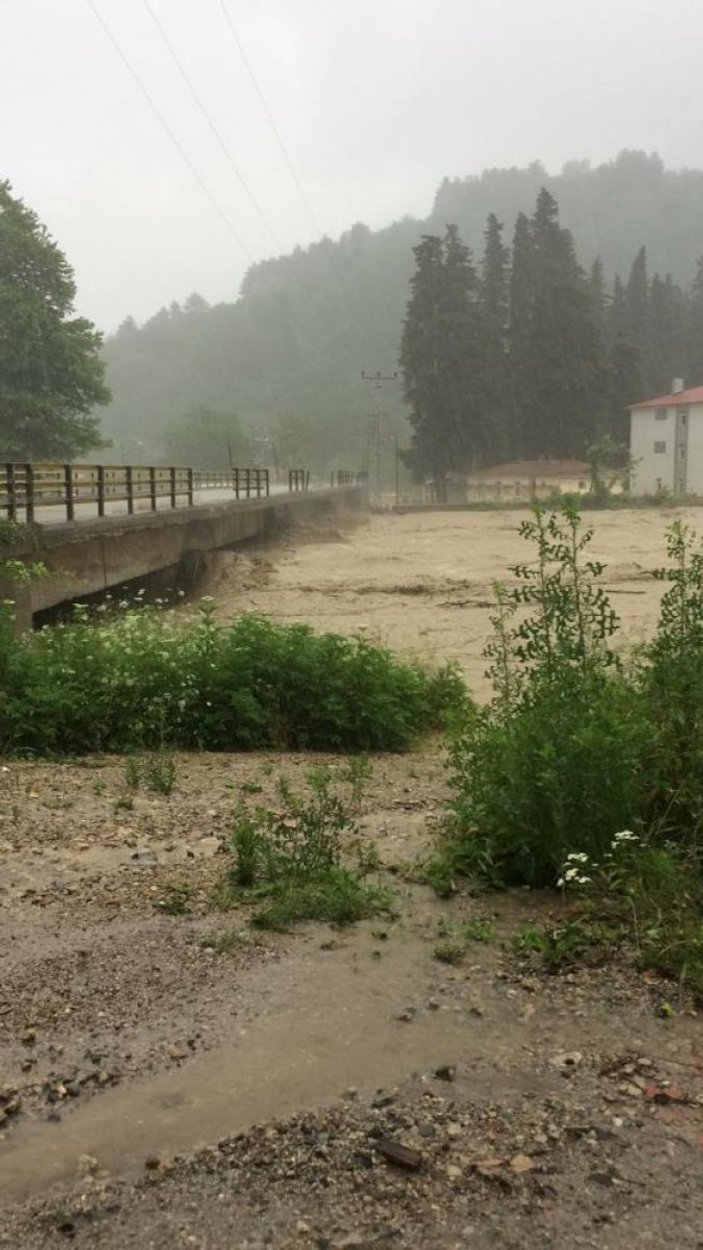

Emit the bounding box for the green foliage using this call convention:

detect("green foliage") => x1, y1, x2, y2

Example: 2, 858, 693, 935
513, 922, 599, 972
156, 884, 191, 916
0, 601, 464, 756
221, 765, 391, 930
163, 404, 251, 469
0, 180, 110, 460
399, 225, 495, 493
555, 834, 703, 999
442, 506, 703, 889
123, 752, 176, 795
434, 939, 466, 965
586, 434, 633, 502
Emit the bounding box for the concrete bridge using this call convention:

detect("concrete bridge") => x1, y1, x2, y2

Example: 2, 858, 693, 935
0, 485, 366, 632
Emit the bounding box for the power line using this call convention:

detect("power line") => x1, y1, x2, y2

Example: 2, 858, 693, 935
86, 0, 254, 261
141, 0, 283, 252
218, 0, 324, 240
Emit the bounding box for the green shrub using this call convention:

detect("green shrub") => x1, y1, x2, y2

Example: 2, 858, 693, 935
220, 763, 392, 930
0, 603, 465, 756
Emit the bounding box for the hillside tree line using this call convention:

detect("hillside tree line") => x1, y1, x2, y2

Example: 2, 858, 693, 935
400, 188, 703, 491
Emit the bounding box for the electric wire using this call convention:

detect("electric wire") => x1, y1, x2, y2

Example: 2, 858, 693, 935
141, 0, 283, 252
86, 0, 254, 261
218, 0, 325, 240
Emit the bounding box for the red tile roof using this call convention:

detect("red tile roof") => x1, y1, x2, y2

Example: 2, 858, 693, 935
630, 385, 703, 409
469, 459, 589, 479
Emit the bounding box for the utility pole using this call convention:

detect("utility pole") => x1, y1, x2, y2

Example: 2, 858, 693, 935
361, 371, 398, 502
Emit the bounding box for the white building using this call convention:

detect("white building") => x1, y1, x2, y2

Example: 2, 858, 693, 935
630, 380, 703, 496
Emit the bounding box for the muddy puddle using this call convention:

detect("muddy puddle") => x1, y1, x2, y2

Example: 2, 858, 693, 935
0, 918, 515, 1199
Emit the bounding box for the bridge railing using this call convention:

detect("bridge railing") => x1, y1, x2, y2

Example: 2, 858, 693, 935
0, 462, 272, 523
330, 470, 368, 488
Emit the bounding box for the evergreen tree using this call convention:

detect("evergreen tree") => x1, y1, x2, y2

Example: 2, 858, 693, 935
506, 212, 534, 457
480, 214, 510, 460
687, 257, 703, 384
517, 189, 605, 458
399, 226, 492, 496
0, 180, 110, 459
605, 274, 642, 440
648, 273, 687, 394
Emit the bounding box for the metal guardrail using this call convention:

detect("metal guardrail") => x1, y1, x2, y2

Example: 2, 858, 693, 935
288, 468, 310, 492
330, 470, 368, 487
0, 462, 271, 523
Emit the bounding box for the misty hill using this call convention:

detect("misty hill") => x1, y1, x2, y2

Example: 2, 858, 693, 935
100, 151, 703, 469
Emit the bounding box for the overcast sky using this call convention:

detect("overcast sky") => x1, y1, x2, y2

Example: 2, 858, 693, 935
3, 0, 703, 332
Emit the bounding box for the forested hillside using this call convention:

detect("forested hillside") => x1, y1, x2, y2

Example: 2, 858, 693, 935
100, 151, 703, 471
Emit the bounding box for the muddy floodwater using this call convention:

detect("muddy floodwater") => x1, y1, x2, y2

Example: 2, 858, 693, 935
2, 506, 703, 1249
209, 505, 699, 699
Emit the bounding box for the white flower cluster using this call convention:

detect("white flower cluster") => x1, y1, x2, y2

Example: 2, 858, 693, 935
612, 829, 639, 844
556, 851, 592, 888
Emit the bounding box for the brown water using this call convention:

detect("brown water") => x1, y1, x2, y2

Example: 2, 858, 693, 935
1, 920, 514, 1200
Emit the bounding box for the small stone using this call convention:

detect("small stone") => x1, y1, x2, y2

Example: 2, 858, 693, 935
433, 1064, 456, 1082
509, 1153, 535, 1174
20, 1028, 36, 1046
446, 1122, 462, 1139
427, 998, 440, 1011
144, 1155, 161, 1171
395, 1006, 416, 1022
446, 1164, 463, 1180
78, 1154, 99, 1175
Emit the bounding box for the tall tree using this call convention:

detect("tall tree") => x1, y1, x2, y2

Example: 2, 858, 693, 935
515, 189, 606, 458
399, 226, 491, 496
480, 214, 510, 460
605, 274, 641, 440
0, 180, 110, 459
687, 257, 703, 385
506, 211, 534, 457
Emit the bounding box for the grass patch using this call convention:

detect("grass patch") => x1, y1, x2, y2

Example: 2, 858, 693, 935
218, 762, 392, 931
0, 603, 465, 756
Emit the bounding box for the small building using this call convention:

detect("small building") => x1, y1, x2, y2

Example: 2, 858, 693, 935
464, 459, 590, 503
629, 380, 703, 496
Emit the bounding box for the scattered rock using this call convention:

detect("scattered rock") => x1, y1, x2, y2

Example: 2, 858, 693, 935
433, 1064, 456, 1082
374, 1137, 423, 1172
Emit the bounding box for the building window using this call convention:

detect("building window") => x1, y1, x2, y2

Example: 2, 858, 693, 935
678, 407, 689, 420
654, 441, 667, 454
655, 407, 668, 420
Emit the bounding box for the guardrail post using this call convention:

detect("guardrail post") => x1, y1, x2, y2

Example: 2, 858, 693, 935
149, 466, 157, 511
187, 467, 194, 506
25, 463, 35, 524
169, 467, 177, 508
244, 468, 251, 498
4, 464, 15, 521
64, 464, 75, 521
126, 465, 134, 515
97, 465, 106, 517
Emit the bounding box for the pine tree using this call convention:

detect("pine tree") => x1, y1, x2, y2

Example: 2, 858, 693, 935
506, 212, 534, 458
515, 189, 605, 458
480, 214, 510, 461
648, 273, 687, 394
687, 257, 703, 384
605, 274, 642, 440
399, 226, 492, 496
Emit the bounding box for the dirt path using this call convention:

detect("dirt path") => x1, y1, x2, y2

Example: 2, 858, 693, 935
2, 506, 703, 1248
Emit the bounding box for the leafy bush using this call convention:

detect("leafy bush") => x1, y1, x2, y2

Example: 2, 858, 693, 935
437, 504, 703, 997
0, 601, 465, 756
444, 504, 703, 885
220, 763, 392, 930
